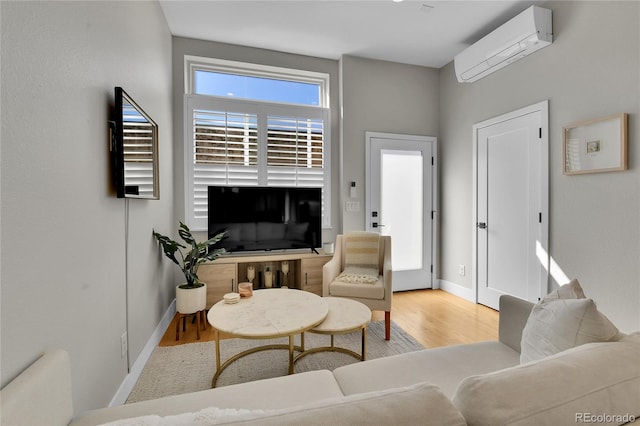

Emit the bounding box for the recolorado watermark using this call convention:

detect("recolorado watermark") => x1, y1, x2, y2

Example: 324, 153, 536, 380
576, 413, 636, 423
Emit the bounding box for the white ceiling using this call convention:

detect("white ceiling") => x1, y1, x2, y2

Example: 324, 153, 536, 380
159, 0, 541, 68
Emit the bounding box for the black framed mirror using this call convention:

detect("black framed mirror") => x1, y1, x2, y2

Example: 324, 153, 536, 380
111, 87, 159, 199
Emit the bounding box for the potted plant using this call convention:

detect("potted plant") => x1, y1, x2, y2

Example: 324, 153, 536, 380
153, 222, 226, 314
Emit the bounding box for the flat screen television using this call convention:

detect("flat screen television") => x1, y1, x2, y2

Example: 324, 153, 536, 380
208, 186, 322, 253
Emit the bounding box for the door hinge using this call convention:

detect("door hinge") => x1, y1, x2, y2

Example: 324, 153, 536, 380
431, 157, 434, 165
431, 210, 434, 220
539, 128, 542, 139
539, 212, 542, 223
430, 265, 433, 273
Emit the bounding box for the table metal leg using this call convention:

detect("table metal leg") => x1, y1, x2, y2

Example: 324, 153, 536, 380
215, 329, 221, 371
294, 325, 367, 364
288, 335, 295, 374
211, 332, 305, 387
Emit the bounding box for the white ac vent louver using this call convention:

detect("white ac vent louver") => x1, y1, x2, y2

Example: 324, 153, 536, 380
454, 6, 552, 83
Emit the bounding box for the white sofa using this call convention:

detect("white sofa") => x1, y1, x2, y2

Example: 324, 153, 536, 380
2, 291, 639, 425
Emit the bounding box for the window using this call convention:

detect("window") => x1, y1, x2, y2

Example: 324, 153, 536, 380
194, 71, 321, 106
184, 57, 331, 232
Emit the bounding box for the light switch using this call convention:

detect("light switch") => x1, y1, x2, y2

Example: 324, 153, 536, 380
345, 201, 360, 212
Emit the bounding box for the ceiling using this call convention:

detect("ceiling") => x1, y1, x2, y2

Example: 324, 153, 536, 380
159, 0, 541, 68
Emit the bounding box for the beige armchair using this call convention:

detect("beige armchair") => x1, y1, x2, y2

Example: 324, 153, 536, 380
323, 233, 392, 340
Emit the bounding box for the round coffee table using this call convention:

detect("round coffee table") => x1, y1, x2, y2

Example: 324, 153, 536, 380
207, 288, 328, 387
295, 297, 372, 363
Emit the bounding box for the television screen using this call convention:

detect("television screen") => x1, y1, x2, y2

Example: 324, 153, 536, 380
208, 186, 322, 253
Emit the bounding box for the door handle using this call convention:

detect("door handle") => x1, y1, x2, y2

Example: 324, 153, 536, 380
372, 223, 386, 228
477, 222, 487, 230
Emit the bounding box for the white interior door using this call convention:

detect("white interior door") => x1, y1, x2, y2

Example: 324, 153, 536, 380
474, 102, 549, 309
366, 132, 437, 292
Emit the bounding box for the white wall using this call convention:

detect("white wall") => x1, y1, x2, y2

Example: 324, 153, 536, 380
340, 56, 440, 232
439, 1, 640, 331
0, 0, 175, 413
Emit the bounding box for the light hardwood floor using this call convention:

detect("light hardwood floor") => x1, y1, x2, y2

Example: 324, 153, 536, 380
159, 289, 498, 348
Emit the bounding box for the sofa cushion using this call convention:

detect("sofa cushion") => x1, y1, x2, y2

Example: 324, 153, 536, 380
453, 339, 640, 426
97, 382, 465, 426
70, 370, 343, 426
99, 407, 269, 425
333, 340, 520, 399
225, 382, 466, 426
520, 298, 618, 363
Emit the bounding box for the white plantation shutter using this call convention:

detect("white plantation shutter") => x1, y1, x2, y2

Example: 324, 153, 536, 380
185, 95, 330, 230
266, 116, 324, 186
266, 116, 328, 227
191, 109, 258, 222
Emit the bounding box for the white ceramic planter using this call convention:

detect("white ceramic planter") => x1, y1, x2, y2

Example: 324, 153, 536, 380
176, 283, 207, 314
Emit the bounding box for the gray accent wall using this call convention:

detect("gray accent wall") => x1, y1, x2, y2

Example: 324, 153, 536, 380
438, 1, 640, 331
1, 0, 174, 414
340, 56, 440, 232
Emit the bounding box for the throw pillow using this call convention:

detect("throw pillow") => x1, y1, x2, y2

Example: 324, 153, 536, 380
343, 232, 380, 269
520, 298, 619, 364
544, 278, 586, 301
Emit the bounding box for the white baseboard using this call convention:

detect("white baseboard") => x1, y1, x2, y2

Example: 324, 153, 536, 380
438, 279, 475, 303
109, 299, 176, 406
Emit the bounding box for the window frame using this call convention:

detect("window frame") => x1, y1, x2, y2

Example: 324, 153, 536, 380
183, 57, 331, 233
185, 56, 330, 107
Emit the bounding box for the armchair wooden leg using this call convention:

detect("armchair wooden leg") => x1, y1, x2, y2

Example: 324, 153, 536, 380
195, 312, 200, 340
385, 311, 391, 340
201, 309, 207, 330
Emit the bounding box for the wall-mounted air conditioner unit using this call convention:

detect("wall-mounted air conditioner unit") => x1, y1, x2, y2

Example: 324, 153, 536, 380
454, 6, 552, 83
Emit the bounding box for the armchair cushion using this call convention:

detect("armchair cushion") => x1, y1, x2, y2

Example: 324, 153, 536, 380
330, 276, 385, 300
336, 266, 379, 284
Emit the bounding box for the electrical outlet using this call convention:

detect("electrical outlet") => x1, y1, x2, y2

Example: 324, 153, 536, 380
458, 265, 466, 276
121, 332, 128, 358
